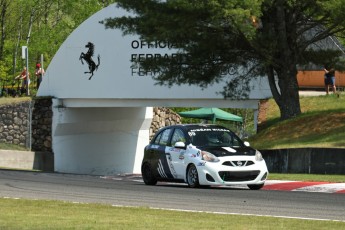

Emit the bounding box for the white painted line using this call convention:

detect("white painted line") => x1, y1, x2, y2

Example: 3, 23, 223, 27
148, 207, 345, 223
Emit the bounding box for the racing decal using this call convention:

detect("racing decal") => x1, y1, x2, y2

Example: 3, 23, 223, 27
168, 147, 185, 160
188, 131, 196, 137
189, 128, 230, 133
157, 157, 173, 179
222, 147, 237, 153
157, 159, 168, 178
156, 149, 178, 179
197, 162, 206, 166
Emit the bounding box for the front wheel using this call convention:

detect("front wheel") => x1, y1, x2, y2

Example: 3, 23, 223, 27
247, 183, 264, 190
141, 163, 157, 185
186, 164, 200, 188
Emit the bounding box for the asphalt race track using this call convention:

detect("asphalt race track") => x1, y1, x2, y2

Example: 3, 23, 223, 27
0, 170, 344, 222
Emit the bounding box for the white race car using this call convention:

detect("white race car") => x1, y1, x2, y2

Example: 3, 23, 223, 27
141, 124, 268, 189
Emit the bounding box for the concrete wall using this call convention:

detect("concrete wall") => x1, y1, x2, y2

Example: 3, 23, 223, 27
51, 103, 152, 175
0, 150, 53, 171
261, 148, 345, 174
51, 104, 181, 175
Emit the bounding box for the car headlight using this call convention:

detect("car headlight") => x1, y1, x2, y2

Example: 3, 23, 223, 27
255, 150, 263, 161
201, 151, 219, 162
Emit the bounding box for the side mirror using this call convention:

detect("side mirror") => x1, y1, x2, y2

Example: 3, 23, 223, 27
174, 141, 186, 149
244, 141, 250, 147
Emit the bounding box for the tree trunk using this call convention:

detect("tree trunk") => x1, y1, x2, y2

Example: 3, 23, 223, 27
267, 65, 301, 120
13, 5, 23, 77
266, 0, 302, 120
0, 0, 9, 61
26, 8, 35, 45
278, 69, 301, 120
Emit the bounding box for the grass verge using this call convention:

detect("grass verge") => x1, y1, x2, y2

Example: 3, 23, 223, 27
0, 143, 28, 151
249, 93, 345, 149
0, 198, 344, 230
0, 97, 31, 105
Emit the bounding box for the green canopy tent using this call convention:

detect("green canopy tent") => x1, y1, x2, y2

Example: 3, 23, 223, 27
178, 108, 243, 124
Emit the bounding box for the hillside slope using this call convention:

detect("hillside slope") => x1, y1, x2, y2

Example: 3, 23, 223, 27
249, 93, 345, 149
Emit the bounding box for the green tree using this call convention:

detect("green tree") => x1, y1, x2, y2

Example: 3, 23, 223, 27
103, 0, 345, 120
0, 0, 115, 94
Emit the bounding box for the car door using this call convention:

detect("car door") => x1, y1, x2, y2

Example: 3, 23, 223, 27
153, 128, 179, 180
165, 128, 187, 179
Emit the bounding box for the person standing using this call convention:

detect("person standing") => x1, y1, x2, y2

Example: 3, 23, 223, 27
324, 67, 336, 95
15, 66, 30, 95
35, 63, 45, 90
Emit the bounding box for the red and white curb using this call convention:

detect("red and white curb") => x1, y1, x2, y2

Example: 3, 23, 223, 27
263, 180, 345, 194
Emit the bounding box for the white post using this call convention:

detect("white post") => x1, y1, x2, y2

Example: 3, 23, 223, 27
25, 47, 29, 96
40, 54, 44, 71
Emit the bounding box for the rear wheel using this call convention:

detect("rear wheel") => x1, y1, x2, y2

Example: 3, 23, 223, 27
141, 163, 157, 185
247, 183, 264, 190
186, 164, 200, 188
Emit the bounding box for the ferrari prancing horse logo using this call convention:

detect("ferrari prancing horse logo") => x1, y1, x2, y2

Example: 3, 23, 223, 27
79, 42, 101, 80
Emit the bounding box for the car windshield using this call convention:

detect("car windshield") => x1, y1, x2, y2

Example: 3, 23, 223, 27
188, 127, 244, 148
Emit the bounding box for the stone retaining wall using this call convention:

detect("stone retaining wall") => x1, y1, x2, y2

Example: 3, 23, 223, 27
0, 98, 52, 152
31, 99, 53, 152
150, 107, 182, 139
0, 101, 31, 147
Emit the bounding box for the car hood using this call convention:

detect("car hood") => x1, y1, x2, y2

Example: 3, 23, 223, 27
199, 146, 256, 157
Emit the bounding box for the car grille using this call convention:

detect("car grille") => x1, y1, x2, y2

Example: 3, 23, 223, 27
222, 161, 255, 167
218, 170, 260, 182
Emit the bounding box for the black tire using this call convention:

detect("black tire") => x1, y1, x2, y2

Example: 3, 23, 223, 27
186, 164, 200, 188
141, 163, 157, 185
247, 183, 264, 190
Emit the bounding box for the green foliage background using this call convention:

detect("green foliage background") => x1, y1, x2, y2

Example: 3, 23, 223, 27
172, 107, 255, 137
0, 0, 116, 90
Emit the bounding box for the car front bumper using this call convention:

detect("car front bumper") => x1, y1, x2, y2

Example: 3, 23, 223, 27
196, 156, 269, 186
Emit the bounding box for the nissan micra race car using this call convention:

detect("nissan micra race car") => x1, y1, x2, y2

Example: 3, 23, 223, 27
141, 124, 268, 189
